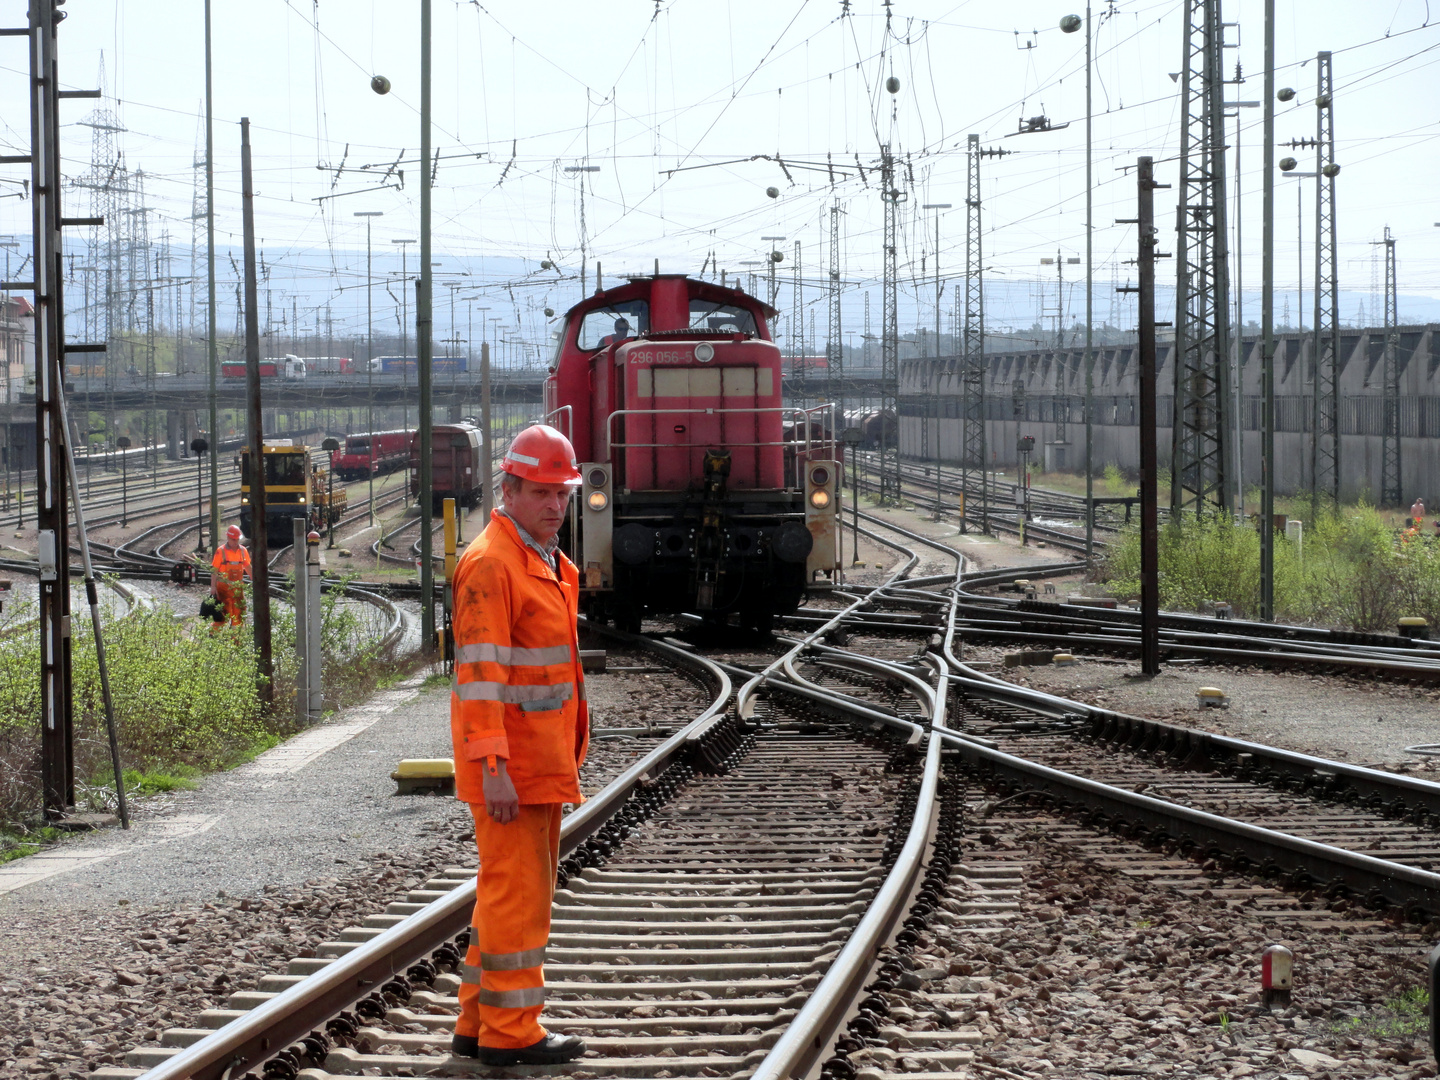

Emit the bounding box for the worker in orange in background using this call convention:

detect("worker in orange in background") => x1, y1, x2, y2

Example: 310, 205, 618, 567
1412, 497, 1427, 528
210, 524, 252, 628
448, 424, 589, 1067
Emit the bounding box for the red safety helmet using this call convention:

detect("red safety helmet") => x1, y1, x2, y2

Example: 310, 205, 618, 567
227, 524, 243, 541
501, 425, 582, 485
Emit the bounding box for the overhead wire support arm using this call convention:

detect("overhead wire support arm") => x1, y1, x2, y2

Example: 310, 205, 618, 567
311, 182, 403, 204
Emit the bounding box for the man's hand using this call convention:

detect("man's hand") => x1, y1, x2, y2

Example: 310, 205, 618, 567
483, 759, 520, 824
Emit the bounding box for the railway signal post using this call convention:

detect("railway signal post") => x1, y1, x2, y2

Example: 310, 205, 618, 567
321, 438, 340, 546
191, 437, 209, 551
117, 436, 130, 526
842, 428, 864, 568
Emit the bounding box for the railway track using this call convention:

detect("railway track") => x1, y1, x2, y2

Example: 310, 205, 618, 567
101, 513, 1440, 1080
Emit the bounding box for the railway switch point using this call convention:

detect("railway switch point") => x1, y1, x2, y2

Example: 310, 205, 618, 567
391, 758, 455, 796
1399, 617, 1429, 640
1003, 649, 1057, 669
1197, 687, 1229, 709
1261, 944, 1294, 1009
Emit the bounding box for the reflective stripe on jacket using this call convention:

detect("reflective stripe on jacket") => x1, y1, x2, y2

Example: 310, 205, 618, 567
450, 510, 589, 804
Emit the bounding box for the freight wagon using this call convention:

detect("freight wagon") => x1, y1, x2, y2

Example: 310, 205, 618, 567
410, 422, 486, 507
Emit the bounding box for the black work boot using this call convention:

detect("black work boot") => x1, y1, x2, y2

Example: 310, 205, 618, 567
471, 1033, 587, 1066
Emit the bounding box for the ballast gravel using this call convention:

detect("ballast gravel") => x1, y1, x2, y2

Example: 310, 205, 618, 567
892, 801, 1433, 1079
0, 649, 709, 1080
982, 647, 1440, 769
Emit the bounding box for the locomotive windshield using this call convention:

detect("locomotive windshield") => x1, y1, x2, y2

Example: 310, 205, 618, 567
346, 437, 370, 452
578, 300, 649, 350
687, 300, 758, 336
266, 454, 306, 487
241, 452, 307, 487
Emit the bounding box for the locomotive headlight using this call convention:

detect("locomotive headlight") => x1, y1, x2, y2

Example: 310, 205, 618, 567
809, 489, 831, 509
693, 342, 715, 363
587, 490, 609, 511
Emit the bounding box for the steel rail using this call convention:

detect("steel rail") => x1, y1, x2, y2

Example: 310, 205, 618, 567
935, 625, 1440, 857
132, 634, 732, 1080
779, 635, 937, 719
748, 522, 962, 1080
933, 725, 1440, 914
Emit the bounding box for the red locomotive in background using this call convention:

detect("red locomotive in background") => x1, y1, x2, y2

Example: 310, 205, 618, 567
331, 429, 413, 480
545, 274, 839, 632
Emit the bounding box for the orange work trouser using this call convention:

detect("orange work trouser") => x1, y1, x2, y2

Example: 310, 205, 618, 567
455, 802, 562, 1049
216, 581, 245, 627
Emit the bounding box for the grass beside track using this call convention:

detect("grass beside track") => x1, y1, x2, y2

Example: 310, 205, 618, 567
0, 576, 425, 850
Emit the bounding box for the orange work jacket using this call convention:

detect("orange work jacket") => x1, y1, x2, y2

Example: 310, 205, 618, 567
212, 544, 251, 584
450, 510, 589, 805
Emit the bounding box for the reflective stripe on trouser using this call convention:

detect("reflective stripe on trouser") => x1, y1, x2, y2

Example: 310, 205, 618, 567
454, 802, 562, 1049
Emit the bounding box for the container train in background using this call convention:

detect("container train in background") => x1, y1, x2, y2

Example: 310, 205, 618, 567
240, 441, 346, 545
376, 356, 468, 374
544, 273, 840, 633
331, 429, 413, 480
410, 422, 487, 507
220, 355, 308, 380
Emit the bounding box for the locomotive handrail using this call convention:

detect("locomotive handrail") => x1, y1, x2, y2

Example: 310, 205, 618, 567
542, 404, 573, 440
606, 404, 838, 489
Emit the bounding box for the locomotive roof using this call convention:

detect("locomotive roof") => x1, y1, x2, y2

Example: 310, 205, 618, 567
564, 274, 778, 322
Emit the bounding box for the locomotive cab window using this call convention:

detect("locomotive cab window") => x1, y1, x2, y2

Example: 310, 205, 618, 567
578, 301, 649, 351
268, 454, 306, 486
688, 301, 758, 337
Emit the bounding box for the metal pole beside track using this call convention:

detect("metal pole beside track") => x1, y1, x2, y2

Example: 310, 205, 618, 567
418, 0, 436, 654
1259, 0, 1277, 620
205, 0, 221, 553
1137, 157, 1163, 678
241, 118, 273, 705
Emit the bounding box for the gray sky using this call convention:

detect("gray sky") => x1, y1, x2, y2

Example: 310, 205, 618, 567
1, 0, 1437, 351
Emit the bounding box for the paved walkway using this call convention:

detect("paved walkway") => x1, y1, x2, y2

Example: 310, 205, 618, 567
0, 674, 461, 911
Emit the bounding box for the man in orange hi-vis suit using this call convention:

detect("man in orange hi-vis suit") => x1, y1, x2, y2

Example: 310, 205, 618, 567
210, 524, 252, 627
449, 424, 589, 1067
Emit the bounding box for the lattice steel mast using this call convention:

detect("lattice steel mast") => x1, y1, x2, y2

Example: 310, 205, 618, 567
961, 135, 1007, 533
827, 201, 844, 422
1379, 227, 1400, 506
1309, 50, 1340, 512
879, 144, 903, 503
792, 239, 803, 407
1170, 0, 1233, 517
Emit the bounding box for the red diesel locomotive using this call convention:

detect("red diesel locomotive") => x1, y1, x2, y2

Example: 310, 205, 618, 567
545, 274, 839, 632
332, 429, 413, 480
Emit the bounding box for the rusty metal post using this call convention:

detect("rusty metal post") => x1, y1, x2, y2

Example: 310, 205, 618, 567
241, 118, 272, 704
1137, 157, 1164, 677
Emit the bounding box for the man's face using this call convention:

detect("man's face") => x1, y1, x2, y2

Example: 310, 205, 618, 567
503, 477, 573, 546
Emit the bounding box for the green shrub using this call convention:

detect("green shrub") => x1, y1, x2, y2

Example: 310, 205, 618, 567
1098, 503, 1440, 631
